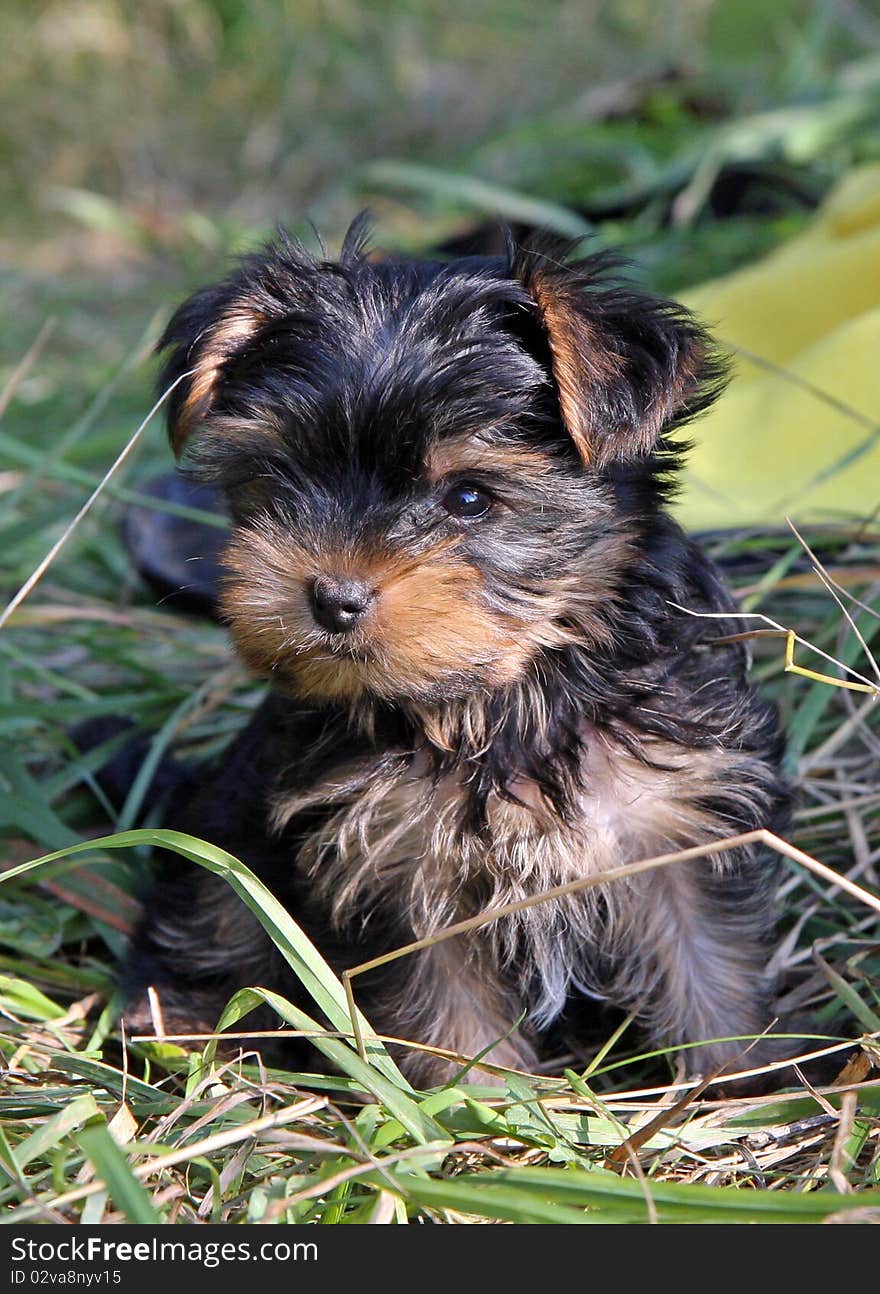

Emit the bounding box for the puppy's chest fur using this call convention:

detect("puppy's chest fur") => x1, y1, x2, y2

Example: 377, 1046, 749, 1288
273, 725, 763, 1030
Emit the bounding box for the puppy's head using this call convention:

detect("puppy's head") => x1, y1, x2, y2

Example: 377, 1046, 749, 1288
158, 221, 725, 706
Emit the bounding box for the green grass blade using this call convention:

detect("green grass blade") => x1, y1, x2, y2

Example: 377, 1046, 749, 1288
1, 829, 405, 1085
13, 1095, 101, 1170
463, 1165, 880, 1222
77, 1124, 159, 1224
360, 161, 593, 239
214, 987, 449, 1147
386, 1172, 597, 1224
378, 1163, 880, 1223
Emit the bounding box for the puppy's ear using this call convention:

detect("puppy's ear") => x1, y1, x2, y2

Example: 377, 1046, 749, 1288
512, 237, 727, 468
157, 280, 265, 457
157, 216, 374, 457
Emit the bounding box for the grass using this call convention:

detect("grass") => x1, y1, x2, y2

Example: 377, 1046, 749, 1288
1, 0, 880, 1226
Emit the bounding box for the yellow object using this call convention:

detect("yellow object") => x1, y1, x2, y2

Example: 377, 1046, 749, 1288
675, 164, 880, 531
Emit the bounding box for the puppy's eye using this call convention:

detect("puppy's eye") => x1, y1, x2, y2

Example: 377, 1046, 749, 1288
441, 483, 493, 519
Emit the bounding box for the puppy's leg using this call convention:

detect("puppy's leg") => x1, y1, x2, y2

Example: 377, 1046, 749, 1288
124, 865, 280, 1037
120, 695, 299, 1042
367, 939, 536, 1087
612, 847, 782, 1078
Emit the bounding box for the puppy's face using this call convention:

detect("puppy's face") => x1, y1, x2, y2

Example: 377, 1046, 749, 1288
159, 225, 722, 705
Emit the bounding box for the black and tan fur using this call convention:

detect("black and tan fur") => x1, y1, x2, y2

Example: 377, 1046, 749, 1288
123, 221, 793, 1085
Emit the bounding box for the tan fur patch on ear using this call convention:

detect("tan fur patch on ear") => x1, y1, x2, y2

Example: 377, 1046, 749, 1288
660, 336, 705, 428
171, 306, 264, 455
521, 267, 623, 466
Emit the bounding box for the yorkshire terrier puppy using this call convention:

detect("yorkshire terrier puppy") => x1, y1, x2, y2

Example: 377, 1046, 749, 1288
123, 219, 793, 1086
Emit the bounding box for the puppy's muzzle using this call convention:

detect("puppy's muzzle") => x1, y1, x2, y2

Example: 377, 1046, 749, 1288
309, 575, 375, 635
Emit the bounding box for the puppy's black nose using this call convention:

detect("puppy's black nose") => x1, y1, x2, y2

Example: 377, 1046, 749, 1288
309, 576, 374, 634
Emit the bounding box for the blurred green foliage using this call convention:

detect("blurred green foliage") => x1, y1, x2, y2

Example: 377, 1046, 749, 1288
2, 0, 878, 251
